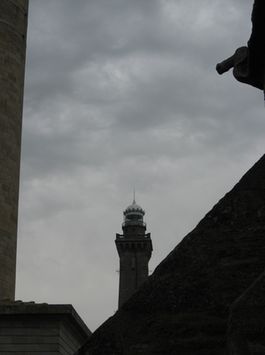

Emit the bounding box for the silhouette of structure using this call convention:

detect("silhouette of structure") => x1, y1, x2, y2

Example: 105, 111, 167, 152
217, 0, 265, 94
80, 155, 265, 354
3, 1, 265, 354
115, 199, 152, 309
0, 0, 29, 300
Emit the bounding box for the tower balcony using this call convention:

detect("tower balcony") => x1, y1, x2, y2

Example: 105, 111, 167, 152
122, 220, 146, 227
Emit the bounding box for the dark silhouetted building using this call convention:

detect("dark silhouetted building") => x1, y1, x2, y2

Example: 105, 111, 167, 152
115, 199, 152, 309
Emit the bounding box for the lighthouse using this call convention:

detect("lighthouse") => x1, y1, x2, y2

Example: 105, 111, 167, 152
115, 198, 153, 309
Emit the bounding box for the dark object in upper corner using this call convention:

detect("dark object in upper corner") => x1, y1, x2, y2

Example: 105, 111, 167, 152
216, 0, 265, 91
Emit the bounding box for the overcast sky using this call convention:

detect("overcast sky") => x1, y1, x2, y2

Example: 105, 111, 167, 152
16, 0, 265, 331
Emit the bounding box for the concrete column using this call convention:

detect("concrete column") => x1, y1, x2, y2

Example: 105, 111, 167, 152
0, 0, 28, 300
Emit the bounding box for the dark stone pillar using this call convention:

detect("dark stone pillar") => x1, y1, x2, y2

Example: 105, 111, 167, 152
0, 0, 28, 300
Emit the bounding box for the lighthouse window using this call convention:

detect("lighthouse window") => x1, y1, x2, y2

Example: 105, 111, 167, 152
128, 215, 140, 221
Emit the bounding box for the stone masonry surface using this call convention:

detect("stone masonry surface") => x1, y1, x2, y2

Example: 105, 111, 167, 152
0, 0, 28, 300
79, 153, 265, 354
0, 301, 91, 354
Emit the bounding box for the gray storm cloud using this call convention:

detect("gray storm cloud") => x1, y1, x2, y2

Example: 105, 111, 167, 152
17, 0, 265, 330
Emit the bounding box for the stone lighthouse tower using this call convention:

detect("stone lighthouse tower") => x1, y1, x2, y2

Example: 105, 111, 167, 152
116, 198, 153, 309
0, 0, 29, 300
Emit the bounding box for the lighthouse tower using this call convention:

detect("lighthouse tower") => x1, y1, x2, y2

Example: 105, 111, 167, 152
115, 198, 153, 309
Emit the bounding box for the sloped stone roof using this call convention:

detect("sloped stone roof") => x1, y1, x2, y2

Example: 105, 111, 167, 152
79, 153, 265, 355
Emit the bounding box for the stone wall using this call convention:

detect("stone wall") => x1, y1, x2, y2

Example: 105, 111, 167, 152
82, 154, 265, 354
118, 249, 150, 308
227, 270, 265, 355
0, 0, 28, 300
0, 302, 91, 354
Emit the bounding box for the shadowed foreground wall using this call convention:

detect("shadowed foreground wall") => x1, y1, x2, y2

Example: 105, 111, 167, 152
0, 0, 28, 300
0, 302, 91, 354
78, 154, 265, 355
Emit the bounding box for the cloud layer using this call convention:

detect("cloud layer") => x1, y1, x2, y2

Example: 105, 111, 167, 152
17, 0, 265, 330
